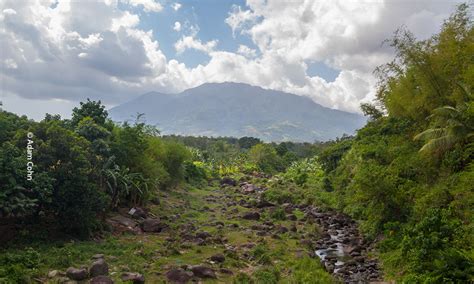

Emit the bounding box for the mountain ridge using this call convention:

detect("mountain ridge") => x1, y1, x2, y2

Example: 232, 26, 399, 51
109, 82, 366, 142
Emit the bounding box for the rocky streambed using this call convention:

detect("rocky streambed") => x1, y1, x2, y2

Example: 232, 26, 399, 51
43, 176, 382, 283
305, 206, 382, 283
232, 177, 383, 283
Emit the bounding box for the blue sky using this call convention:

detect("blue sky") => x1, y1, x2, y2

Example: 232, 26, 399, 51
0, 0, 461, 119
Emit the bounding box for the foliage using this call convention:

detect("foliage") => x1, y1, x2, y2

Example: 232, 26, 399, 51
0, 99, 192, 237
323, 5, 474, 281
288, 257, 333, 283
248, 144, 283, 174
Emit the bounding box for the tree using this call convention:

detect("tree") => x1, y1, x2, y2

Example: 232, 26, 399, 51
238, 137, 261, 149
414, 103, 474, 155
71, 99, 108, 127
361, 103, 383, 120
248, 144, 283, 173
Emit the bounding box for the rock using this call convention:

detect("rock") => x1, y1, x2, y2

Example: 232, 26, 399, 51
220, 268, 233, 275
242, 212, 260, 220
121, 272, 145, 283
141, 218, 167, 232
195, 238, 206, 246
110, 215, 136, 227
220, 177, 237, 187
48, 270, 59, 278
66, 267, 88, 281
210, 253, 225, 263
90, 276, 114, 284
290, 224, 297, 232
286, 214, 297, 221
91, 254, 105, 260
196, 231, 212, 239
165, 268, 193, 283
190, 265, 217, 279
277, 226, 289, 233
324, 263, 335, 273
282, 203, 293, 213
241, 183, 258, 194
255, 199, 274, 208
128, 207, 147, 219
56, 277, 72, 283
90, 258, 108, 277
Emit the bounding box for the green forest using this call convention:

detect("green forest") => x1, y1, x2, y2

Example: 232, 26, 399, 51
0, 4, 472, 284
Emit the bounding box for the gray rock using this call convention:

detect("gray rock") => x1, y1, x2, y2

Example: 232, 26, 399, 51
141, 218, 167, 232
48, 270, 59, 278
210, 253, 225, 263
165, 268, 193, 283
195, 231, 212, 239
90, 258, 108, 277
220, 268, 233, 274
121, 272, 145, 283
242, 212, 260, 220
220, 177, 237, 187
66, 267, 88, 281
129, 207, 147, 219
190, 265, 217, 279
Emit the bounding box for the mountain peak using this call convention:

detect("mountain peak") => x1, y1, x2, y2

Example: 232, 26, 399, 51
110, 83, 366, 142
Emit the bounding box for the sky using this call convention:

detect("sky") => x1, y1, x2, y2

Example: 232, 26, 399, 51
0, 0, 464, 120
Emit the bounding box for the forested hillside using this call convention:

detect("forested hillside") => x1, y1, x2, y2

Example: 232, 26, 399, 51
319, 4, 473, 281
0, 4, 472, 284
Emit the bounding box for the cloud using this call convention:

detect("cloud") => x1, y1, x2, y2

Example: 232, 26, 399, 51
225, 4, 259, 37
125, 0, 162, 13
173, 21, 181, 32
237, 44, 256, 58
172, 2, 181, 11
0, 0, 167, 104
174, 35, 218, 55
0, 0, 463, 119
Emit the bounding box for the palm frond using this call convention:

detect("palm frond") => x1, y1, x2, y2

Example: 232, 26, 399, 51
414, 128, 447, 141
419, 135, 457, 153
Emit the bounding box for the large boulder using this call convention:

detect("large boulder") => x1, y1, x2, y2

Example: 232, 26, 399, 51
165, 267, 193, 283
190, 265, 217, 279
90, 258, 108, 277
141, 218, 167, 232
66, 267, 88, 281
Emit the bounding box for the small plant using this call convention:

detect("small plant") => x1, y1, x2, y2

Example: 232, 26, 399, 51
270, 207, 286, 221
251, 244, 272, 265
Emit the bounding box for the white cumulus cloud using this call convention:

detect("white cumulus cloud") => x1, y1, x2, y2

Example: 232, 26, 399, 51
174, 35, 218, 55
125, 0, 162, 13
172, 2, 181, 11
173, 21, 181, 32
0, 0, 464, 119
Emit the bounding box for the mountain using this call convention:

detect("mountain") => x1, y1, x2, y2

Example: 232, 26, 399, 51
109, 82, 367, 142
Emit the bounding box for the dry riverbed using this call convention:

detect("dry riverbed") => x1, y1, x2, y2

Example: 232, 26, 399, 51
24, 175, 382, 283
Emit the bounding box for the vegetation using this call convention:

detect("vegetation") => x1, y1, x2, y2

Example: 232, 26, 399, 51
319, 4, 473, 281
0, 4, 472, 283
